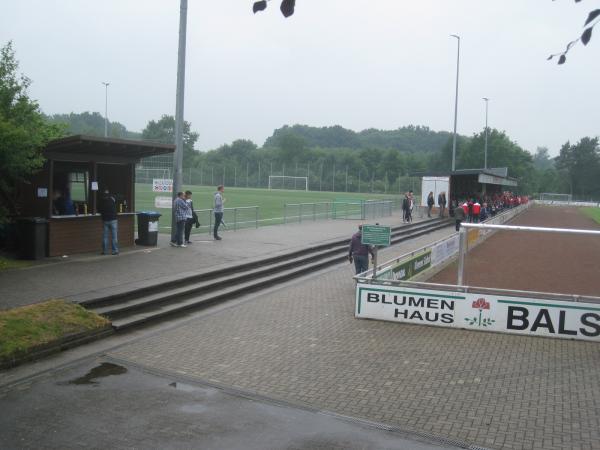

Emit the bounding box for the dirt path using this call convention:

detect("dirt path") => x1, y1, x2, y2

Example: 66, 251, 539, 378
429, 205, 600, 297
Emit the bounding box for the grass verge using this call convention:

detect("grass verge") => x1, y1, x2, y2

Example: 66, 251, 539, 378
0, 299, 110, 363
583, 207, 600, 225
0, 256, 32, 271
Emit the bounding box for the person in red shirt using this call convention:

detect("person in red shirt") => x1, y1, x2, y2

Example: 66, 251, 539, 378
472, 200, 481, 223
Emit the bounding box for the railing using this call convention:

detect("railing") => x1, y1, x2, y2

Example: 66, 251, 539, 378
192, 206, 260, 234
283, 200, 397, 224
457, 222, 600, 285
361, 202, 531, 281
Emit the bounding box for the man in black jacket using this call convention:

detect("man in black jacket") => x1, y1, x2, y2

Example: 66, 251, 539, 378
98, 188, 119, 255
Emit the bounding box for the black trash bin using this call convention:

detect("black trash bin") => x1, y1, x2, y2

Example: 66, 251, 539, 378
136, 211, 161, 246
17, 217, 48, 259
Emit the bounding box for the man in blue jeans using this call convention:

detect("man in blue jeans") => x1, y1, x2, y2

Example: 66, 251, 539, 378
348, 224, 374, 274
98, 188, 119, 255
171, 191, 190, 248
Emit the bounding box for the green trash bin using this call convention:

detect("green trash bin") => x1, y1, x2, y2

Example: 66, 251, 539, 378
17, 217, 47, 259
136, 211, 161, 246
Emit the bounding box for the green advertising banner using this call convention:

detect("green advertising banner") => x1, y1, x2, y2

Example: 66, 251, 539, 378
378, 250, 432, 281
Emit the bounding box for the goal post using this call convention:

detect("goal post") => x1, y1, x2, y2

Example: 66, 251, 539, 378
539, 193, 572, 203
268, 175, 309, 191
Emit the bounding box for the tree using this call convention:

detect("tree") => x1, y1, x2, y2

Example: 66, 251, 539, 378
141, 115, 199, 168
47, 111, 140, 140
555, 137, 600, 198
0, 41, 64, 222
532, 147, 554, 171
548, 1, 600, 64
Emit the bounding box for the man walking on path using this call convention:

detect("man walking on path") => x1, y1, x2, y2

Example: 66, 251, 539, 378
98, 188, 119, 255
184, 190, 200, 244
213, 185, 225, 241
438, 191, 446, 217
348, 225, 374, 275
171, 192, 190, 248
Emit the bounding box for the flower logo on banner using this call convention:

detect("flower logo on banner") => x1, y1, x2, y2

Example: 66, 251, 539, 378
465, 298, 496, 327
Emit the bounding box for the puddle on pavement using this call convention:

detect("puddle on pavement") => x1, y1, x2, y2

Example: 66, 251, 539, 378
180, 403, 208, 414
66, 362, 127, 385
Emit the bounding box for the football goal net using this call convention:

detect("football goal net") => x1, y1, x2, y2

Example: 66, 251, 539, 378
268, 176, 308, 191
539, 193, 572, 203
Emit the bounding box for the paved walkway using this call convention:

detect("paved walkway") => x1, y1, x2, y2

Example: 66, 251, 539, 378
0, 212, 425, 310
107, 239, 600, 450
0, 356, 458, 450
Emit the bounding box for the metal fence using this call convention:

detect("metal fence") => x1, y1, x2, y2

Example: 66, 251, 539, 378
191, 206, 260, 235
283, 200, 401, 224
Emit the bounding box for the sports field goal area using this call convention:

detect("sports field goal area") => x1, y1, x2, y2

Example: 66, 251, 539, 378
268, 176, 308, 191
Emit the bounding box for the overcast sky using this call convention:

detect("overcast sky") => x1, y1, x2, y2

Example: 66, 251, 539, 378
1, 0, 598, 155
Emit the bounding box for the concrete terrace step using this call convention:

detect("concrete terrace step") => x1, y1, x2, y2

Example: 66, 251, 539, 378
109, 252, 347, 330
88, 218, 452, 330
80, 218, 447, 309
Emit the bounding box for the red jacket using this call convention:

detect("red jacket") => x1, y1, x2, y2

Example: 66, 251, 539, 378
473, 202, 481, 215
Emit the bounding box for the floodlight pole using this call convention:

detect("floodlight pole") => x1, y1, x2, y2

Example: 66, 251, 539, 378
171, 0, 188, 241
102, 82, 110, 137
450, 34, 460, 172
483, 97, 489, 170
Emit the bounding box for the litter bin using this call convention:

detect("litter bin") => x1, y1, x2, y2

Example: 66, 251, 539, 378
136, 211, 161, 246
17, 217, 48, 259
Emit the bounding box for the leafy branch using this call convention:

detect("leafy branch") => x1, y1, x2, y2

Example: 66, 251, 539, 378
548, 1, 600, 64
253, 0, 296, 18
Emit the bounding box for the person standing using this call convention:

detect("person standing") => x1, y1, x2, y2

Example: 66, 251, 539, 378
401, 192, 410, 223
454, 200, 466, 232
348, 225, 374, 275
184, 190, 200, 245
426, 191, 434, 218
98, 188, 119, 255
472, 199, 481, 223
213, 185, 225, 240
438, 191, 447, 218
171, 191, 190, 248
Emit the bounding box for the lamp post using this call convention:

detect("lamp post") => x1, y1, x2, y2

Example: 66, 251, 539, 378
450, 34, 460, 172
171, 0, 188, 242
102, 82, 109, 137
483, 97, 489, 170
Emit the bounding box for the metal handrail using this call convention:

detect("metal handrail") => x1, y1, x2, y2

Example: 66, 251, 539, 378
460, 222, 600, 236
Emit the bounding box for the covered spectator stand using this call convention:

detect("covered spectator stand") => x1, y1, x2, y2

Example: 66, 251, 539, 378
416, 168, 518, 205
449, 169, 517, 201
17, 135, 174, 256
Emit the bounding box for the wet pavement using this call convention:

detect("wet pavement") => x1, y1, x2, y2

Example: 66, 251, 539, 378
0, 357, 458, 450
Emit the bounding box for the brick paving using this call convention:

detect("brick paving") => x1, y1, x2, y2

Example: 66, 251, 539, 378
109, 230, 600, 450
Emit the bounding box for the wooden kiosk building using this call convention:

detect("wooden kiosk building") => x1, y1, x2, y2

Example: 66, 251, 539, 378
18, 135, 174, 257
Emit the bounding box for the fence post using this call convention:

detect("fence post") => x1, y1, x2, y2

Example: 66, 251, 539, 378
255, 206, 259, 228
313, 203, 316, 221
457, 227, 467, 285
299, 203, 303, 223
209, 210, 213, 235
234, 208, 238, 231
283, 204, 287, 225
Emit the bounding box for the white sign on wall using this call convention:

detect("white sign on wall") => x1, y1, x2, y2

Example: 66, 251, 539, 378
152, 179, 173, 193
356, 283, 600, 342
154, 196, 172, 209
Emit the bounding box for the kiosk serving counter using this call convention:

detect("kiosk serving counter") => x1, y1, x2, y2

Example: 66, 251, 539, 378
17, 135, 174, 257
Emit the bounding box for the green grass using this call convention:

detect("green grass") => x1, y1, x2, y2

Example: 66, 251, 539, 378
0, 256, 32, 271
583, 207, 600, 225
0, 300, 110, 362
134, 184, 398, 231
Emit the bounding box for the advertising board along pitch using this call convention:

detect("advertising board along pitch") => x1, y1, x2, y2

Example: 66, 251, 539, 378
356, 283, 600, 342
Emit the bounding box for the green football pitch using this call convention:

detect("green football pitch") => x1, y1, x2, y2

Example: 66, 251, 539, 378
134, 184, 398, 231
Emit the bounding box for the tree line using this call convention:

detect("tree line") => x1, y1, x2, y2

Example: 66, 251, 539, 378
2, 39, 600, 225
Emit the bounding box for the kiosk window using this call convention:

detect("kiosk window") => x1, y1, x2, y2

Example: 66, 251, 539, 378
69, 171, 89, 202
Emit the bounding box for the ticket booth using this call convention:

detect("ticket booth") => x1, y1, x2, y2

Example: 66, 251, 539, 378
17, 135, 174, 257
